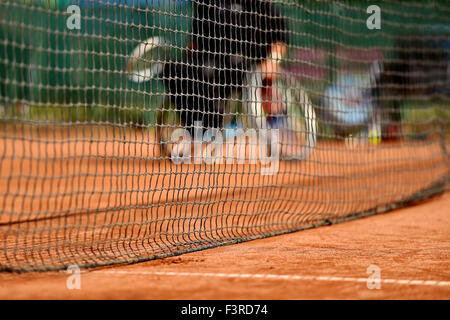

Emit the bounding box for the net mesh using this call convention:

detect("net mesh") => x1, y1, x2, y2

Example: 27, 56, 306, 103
0, 0, 449, 272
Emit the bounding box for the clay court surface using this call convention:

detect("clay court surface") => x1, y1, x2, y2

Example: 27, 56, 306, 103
0, 125, 449, 299
0, 191, 448, 299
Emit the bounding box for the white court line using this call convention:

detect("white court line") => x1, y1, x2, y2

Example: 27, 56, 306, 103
92, 270, 450, 287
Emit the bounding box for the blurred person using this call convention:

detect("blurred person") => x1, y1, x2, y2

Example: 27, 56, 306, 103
162, 0, 289, 133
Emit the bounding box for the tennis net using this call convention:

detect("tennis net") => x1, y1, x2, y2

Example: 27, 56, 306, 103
0, 0, 449, 272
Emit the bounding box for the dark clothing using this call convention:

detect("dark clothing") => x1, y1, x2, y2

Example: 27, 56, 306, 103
163, 0, 288, 131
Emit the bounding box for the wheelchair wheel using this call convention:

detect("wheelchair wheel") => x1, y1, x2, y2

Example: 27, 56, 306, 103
241, 70, 317, 160
156, 99, 185, 159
